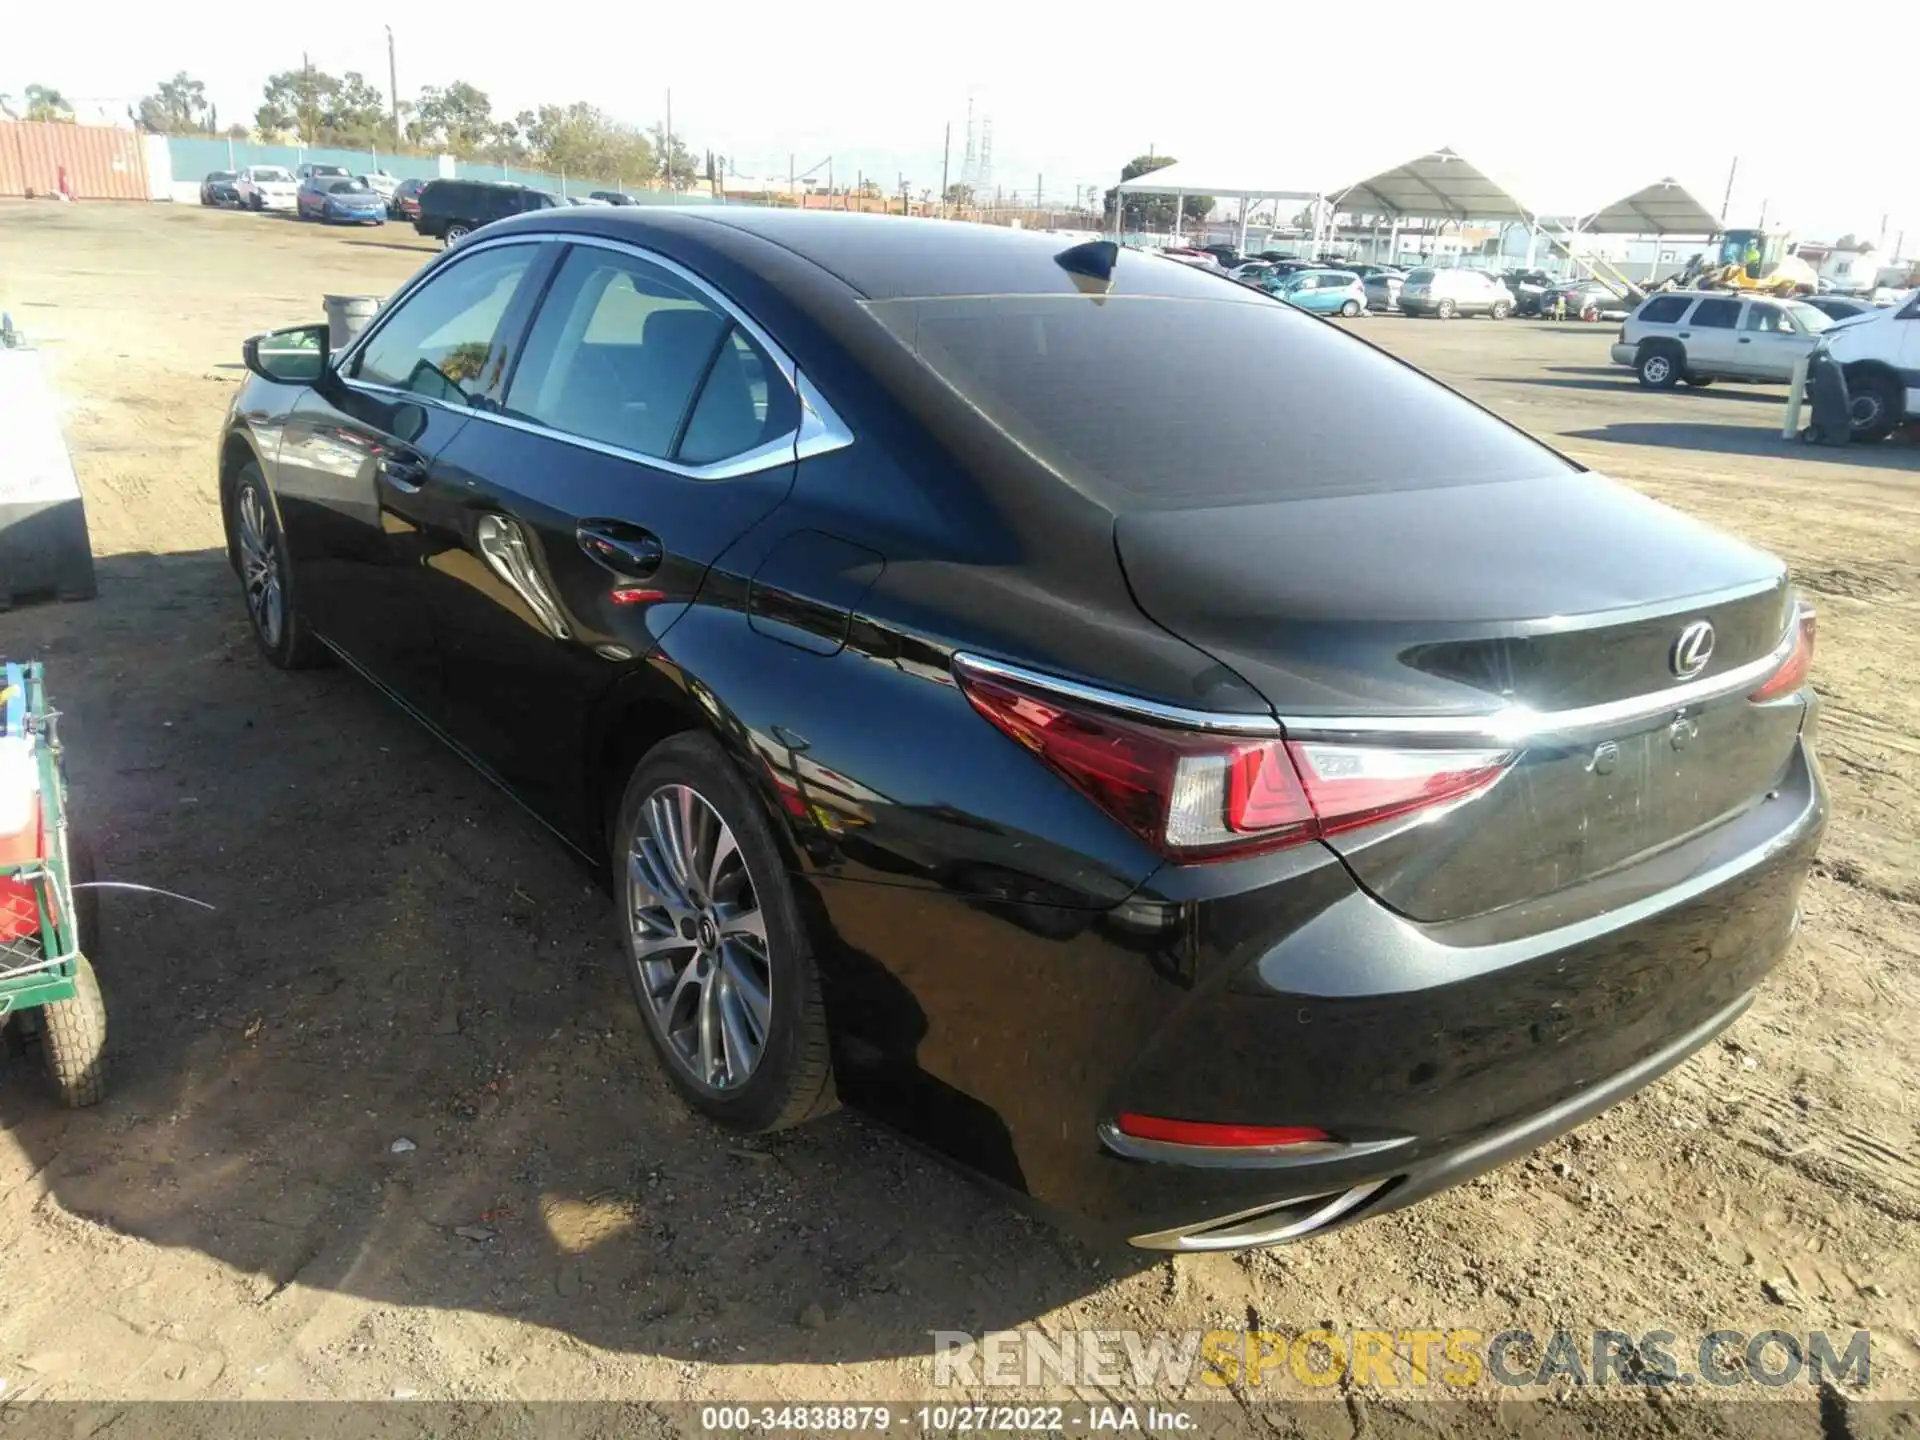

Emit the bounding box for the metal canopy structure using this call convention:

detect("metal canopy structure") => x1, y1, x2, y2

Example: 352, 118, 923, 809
1330, 148, 1532, 223
1111, 159, 1326, 204
1578, 177, 1723, 235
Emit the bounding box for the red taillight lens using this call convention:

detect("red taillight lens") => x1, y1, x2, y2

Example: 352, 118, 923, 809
956, 664, 1512, 863
1750, 607, 1816, 702
1117, 1113, 1332, 1148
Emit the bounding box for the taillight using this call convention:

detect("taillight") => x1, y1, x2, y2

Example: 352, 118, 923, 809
1750, 606, 1816, 702
955, 663, 1512, 863
1116, 1113, 1332, 1148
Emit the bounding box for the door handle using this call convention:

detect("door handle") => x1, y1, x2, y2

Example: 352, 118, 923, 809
377, 451, 427, 493
1677, 331, 1691, 338
576, 520, 664, 577
1737, 337, 1752, 344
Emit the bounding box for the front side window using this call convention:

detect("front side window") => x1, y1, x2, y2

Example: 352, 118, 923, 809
506, 248, 794, 465
352, 243, 535, 404
1741, 304, 1793, 334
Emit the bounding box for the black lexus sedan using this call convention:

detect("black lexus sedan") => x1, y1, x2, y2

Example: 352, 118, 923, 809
200, 169, 241, 207
217, 208, 1825, 1251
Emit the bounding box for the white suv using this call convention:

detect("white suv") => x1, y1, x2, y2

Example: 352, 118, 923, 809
1816, 293, 1920, 442
1397, 268, 1515, 319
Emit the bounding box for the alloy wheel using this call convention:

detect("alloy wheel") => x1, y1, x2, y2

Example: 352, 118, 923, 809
626, 784, 773, 1092
236, 484, 285, 650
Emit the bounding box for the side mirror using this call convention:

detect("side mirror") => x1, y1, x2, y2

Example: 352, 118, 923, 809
243, 323, 330, 384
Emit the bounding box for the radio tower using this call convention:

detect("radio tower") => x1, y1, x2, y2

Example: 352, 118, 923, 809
976, 114, 994, 196
960, 96, 978, 189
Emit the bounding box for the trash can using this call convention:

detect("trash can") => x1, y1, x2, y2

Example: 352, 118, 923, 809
1805, 351, 1852, 447
322, 294, 381, 352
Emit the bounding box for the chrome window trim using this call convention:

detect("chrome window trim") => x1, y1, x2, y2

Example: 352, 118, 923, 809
954, 616, 1801, 746
329, 228, 855, 477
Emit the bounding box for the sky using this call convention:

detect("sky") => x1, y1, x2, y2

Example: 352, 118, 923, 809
7, 0, 1916, 248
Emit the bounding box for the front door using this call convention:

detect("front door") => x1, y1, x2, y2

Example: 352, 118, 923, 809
1736, 300, 1816, 381
272, 240, 548, 718
423, 241, 804, 841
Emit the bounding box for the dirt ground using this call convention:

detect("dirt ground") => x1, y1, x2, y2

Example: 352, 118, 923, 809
0, 201, 1915, 1430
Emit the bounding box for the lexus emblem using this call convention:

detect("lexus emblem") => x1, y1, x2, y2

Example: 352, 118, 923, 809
1670, 620, 1715, 679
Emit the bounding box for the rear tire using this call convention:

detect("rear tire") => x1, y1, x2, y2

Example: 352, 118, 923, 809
443, 222, 472, 247
1637, 346, 1681, 389
1435, 298, 1457, 320
1491, 300, 1513, 319
39, 953, 107, 1108
613, 733, 835, 1134
1339, 299, 1361, 317
1847, 371, 1902, 443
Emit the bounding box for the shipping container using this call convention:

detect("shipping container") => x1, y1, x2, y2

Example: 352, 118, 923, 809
0, 120, 151, 201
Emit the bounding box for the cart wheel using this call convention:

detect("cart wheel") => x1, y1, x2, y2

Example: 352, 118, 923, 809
40, 952, 107, 1107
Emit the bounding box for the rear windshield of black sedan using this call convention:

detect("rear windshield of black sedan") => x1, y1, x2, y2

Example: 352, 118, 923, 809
865, 295, 1570, 507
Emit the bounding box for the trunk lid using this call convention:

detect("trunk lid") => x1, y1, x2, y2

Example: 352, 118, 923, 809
1116, 472, 1804, 921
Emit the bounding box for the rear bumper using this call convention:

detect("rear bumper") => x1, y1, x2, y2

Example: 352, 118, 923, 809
1610, 342, 1638, 366
811, 736, 1825, 1249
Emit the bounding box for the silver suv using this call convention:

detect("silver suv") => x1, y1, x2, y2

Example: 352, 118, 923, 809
1610, 291, 1832, 389
1397, 268, 1515, 319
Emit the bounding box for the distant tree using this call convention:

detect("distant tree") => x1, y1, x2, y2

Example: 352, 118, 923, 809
324, 71, 388, 144
648, 122, 696, 189
256, 67, 330, 141
945, 182, 976, 207
24, 84, 73, 122
1833, 233, 1872, 253
226, 123, 250, 139
1103, 154, 1210, 232
414, 80, 495, 155
137, 71, 209, 133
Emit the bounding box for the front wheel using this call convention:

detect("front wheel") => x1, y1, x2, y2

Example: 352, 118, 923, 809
1339, 299, 1361, 317
1637, 347, 1681, 389
230, 464, 326, 669
443, 222, 472, 247
1435, 298, 1457, 320
614, 733, 834, 1134
1490, 300, 1513, 319
1848, 371, 1902, 443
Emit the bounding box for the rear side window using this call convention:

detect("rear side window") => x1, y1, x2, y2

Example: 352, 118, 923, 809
1637, 295, 1689, 324
1406, 269, 1435, 284
1690, 298, 1741, 328
868, 294, 1570, 506
506, 248, 793, 465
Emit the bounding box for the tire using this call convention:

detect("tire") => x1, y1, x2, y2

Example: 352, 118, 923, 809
613, 733, 834, 1134
443, 222, 472, 247
1435, 298, 1457, 320
1681, 374, 1714, 388
39, 953, 107, 1108
1637, 346, 1681, 389
229, 464, 326, 669
1339, 299, 1361, 317
249, 194, 263, 212
1847, 371, 1902, 444
1491, 300, 1513, 319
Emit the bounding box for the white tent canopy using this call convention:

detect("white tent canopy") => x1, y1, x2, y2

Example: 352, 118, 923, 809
1329, 147, 1532, 223
1579, 178, 1723, 235
1111, 159, 1325, 203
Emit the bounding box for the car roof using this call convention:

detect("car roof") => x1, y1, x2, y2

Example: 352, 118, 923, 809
479, 206, 1266, 303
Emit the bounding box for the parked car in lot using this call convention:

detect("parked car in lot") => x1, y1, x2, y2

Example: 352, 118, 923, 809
1500, 269, 1555, 316
200, 170, 241, 206
1813, 289, 1920, 441
297, 176, 387, 225
1260, 267, 1367, 316
1363, 270, 1405, 312
1398, 268, 1515, 318
356, 170, 399, 202
1803, 294, 1875, 323
413, 178, 559, 246
590, 190, 638, 206
1542, 278, 1632, 321
234, 165, 298, 212
220, 209, 1825, 1251
1611, 291, 1830, 390
295, 163, 351, 185
388, 177, 427, 221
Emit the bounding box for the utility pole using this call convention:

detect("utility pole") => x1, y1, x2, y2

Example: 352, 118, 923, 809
899, 174, 909, 216
385, 25, 399, 145
1719, 155, 1738, 225
789, 153, 795, 209
1036, 173, 1042, 217
940, 122, 950, 217
665, 89, 675, 203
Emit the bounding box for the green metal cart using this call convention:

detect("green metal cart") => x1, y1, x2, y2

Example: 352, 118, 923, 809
1, 660, 106, 1107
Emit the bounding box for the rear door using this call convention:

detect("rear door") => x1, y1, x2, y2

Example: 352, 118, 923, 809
424, 240, 804, 837
1681, 295, 1742, 373
272, 239, 546, 718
